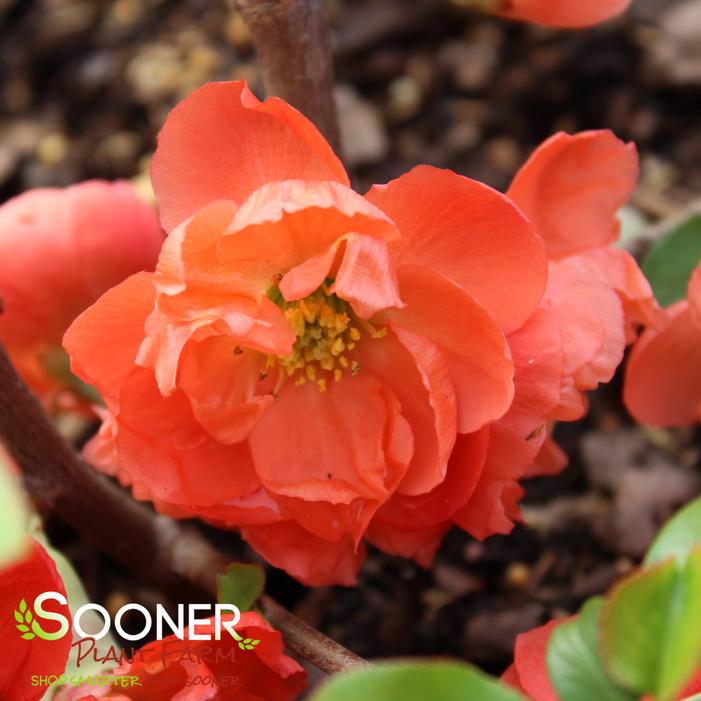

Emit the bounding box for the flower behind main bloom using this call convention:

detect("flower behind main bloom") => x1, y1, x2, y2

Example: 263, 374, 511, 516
488, 0, 632, 28
0, 181, 163, 409
624, 262, 701, 427
64, 81, 650, 585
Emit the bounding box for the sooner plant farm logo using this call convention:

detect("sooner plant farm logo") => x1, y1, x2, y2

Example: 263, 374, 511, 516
14, 592, 259, 650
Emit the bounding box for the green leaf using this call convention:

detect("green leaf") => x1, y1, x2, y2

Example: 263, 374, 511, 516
547, 598, 635, 701
309, 661, 528, 701
602, 551, 701, 701
26, 609, 33, 623
217, 563, 266, 612
19, 598, 27, 613
16, 624, 29, 633
642, 215, 701, 306
0, 456, 29, 568
645, 496, 701, 567
21, 632, 35, 640
14, 610, 22, 623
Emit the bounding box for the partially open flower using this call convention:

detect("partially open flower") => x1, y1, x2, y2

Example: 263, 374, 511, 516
0, 181, 163, 408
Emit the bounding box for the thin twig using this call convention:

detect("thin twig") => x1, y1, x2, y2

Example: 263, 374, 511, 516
232, 0, 340, 151
0, 346, 366, 675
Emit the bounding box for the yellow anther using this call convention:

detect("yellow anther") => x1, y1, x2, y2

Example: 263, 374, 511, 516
330, 337, 346, 357
267, 283, 387, 392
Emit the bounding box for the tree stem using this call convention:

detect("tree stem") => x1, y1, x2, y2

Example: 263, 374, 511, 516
233, 0, 340, 151
0, 346, 366, 675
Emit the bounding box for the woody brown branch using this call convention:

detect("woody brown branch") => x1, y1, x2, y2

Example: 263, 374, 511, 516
233, 0, 340, 152
0, 345, 366, 675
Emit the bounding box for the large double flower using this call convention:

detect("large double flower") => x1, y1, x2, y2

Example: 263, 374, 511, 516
65, 81, 652, 585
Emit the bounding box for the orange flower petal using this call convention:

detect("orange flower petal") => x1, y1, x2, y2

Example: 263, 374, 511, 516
151, 81, 348, 230
625, 302, 701, 426
241, 522, 365, 586
63, 271, 156, 406
384, 264, 514, 435
454, 478, 524, 540
580, 247, 661, 341
114, 367, 261, 505
493, 0, 631, 28
374, 427, 490, 532
248, 372, 411, 504
545, 255, 625, 404
366, 166, 546, 334
508, 620, 563, 701
365, 521, 451, 567
333, 234, 403, 319
360, 326, 458, 496
526, 436, 568, 478
508, 131, 638, 259
138, 293, 294, 396
177, 335, 274, 444
219, 180, 398, 278
456, 307, 564, 537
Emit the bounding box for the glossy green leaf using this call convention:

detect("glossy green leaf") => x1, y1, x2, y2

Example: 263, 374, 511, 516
217, 562, 266, 612
642, 215, 701, 306
0, 455, 29, 568
602, 551, 701, 701
309, 661, 528, 701
645, 496, 701, 566
547, 598, 635, 701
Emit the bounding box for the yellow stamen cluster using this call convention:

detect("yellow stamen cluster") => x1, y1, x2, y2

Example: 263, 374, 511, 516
268, 284, 386, 392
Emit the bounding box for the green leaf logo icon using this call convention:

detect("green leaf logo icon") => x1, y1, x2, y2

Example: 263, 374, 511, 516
230, 628, 261, 651
238, 637, 261, 651
14, 599, 36, 640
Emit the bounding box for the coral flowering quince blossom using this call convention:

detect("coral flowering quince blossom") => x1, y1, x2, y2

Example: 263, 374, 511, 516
625, 261, 701, 427
60, 612, 306, 701
64, 81, 651, 586
0, 181, 163, 406
489, 0, 632, 28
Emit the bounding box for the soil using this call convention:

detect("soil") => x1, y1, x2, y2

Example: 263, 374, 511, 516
3, 0, 701, 685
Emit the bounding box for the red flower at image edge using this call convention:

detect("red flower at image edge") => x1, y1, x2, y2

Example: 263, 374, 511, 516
0, 538, 71, 701
625, 263, 701, 427
502, 618, 701, 700
491, 0, 632, 28
59, 612, 306, 701
0, 181, 163, 408
64, 81, 656, 585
